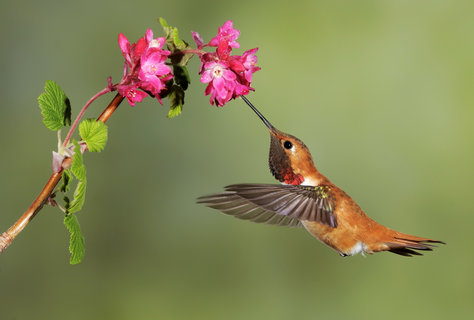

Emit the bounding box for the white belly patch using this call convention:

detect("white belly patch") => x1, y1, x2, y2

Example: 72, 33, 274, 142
348, 241, 368, 256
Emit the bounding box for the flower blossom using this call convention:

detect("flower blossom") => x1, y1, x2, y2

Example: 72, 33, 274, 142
201, 61, 237, 107
117, 84, 148, 106
117, 29, 173, 106
208, 20, 240, 49
192, 20, 260, 107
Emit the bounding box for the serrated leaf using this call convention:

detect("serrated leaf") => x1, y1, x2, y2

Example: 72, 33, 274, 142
79, 119, 108, 152
159, 18, 194, 67
68, 178, 86, 213
60, 169, 72, 193
172, 29, 187, 49
68, 140, 87, 213
173, 65, 191, 90
168, 85, 185, 118
38, 80, 71, 131
71, 141, 86, 180
159, 17, 170, 30
168, 105, 182, 119
64, 214, 85, 265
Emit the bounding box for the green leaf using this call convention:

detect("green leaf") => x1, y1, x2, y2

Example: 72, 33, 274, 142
68, 178, 86, 213
71, 141, 86, 180
61, 142, 87, 264
38, 80, 71, 131
159, 17, 170, 29
168, 105, 182, 119
60, 169, 72, 193
79, 119, 108, 152
68, 140, 87, 213
159, 17, 194, 67
168, 85, 185, 118
173, 65, 191, 91
64, 214, 85, 265
172, 28, 186, 49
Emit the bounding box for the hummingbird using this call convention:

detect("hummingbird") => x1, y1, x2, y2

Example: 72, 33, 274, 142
198, 97, 444, 257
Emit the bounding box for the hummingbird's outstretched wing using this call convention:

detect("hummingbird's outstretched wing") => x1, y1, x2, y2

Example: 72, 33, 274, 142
197, 184, 337, 228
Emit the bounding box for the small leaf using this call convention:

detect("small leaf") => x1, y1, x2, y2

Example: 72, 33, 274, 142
71, 141, 86, 180
159, 18, 194, 67
68, 178, 86, 213
64, 214, 85, 265
173, 65, 191, 91
168, 85, 185, 118
38, 80, 71, 131
60, 169, 72, 193
168, 105, 182, 119
172, 28, 186, 50
159, 17, 170, 30
68, 140, 87, 213
79, 119, 108, 152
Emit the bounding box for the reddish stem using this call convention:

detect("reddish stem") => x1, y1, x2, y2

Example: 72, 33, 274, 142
0, 93, 124, 255
169, 48, 206, 58
63, 87, 112, 147
97, 93, 124, 123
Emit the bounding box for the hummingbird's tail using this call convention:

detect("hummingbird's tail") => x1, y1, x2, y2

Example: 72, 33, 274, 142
380, 231, 445, 257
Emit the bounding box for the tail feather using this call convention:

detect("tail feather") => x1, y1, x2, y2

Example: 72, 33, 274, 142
384, 232, 445, 257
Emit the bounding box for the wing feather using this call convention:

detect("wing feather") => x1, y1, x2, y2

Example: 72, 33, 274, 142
198, 184, 337, 228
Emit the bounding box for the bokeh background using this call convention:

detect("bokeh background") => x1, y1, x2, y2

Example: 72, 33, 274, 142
1, 0, 473, 319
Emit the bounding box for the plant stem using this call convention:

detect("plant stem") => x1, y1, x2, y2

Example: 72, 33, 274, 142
63, 87, 112, 147
0, 93, 124, 255
97, 93, 124, 123
0, 171, 65, 254
169, 48, 205, 58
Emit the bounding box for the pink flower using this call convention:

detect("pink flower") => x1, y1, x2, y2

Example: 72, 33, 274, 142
230, 48, 261, 85
118, 33, 147, 68
118, 84, 148, 106
241, 48, 261, 83
144, 29, 168, 53
116, 29, 173, 106
140, 53, 170, 78
139, 50, 172, 95
209, 20, 240, 49
118, 33, 132, 66
194, 21, 260, 107
201, 61, 238, 106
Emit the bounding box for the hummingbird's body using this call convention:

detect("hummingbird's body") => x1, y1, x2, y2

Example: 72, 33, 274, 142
299, 181, 433, 256
198, 97, 443, 257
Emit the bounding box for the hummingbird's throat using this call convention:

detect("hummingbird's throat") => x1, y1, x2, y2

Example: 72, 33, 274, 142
269, 135, 304, 185
281, 170, 304, 185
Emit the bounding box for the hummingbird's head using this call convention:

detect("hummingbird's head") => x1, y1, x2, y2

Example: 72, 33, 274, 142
241, 97, 317, 185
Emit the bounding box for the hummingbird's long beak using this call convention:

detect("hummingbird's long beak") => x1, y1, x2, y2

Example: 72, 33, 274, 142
240, 96, 276, 134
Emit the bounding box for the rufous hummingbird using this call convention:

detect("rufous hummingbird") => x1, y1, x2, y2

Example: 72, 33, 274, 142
198, 97, 444, 257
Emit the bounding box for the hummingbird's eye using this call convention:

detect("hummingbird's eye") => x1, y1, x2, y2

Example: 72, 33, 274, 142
283, 140, 293, 150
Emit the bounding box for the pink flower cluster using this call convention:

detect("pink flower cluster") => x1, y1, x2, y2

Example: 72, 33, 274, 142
115, 21, 260, 108
192, 20, 261, 107
117, 29, 173, 106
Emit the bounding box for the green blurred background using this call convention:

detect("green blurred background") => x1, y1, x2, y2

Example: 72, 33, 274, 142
1, 0, 473, 319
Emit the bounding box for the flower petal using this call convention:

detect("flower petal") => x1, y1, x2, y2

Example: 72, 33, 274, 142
223, 69, 237, 81
201, 70, 213, 83
145, 29, 154, 43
